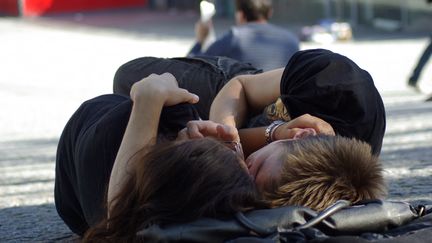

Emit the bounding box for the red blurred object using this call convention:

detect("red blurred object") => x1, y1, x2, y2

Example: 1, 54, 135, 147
0, 0, 148, 16
0, 0, 19, 15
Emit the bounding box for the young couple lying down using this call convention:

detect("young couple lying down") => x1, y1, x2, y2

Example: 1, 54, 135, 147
55, 49, 392, 242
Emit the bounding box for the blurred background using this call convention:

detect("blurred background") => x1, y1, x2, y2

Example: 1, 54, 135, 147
0, 0, 431, 241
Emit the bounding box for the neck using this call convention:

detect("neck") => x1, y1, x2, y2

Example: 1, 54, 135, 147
239, 19, 268, 25
251, 19, 268, 24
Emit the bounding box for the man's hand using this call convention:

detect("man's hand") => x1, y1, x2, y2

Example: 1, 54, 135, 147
195, 20, 211, 44
274, 114, 335, 140
177, 120, 240, 142
130, 73, 199, 106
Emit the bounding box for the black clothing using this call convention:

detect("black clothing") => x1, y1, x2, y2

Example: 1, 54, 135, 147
113, 56, 261, 120
56, 56, 260, 236
280, 49, 386, 155
55, 95, 130, 235
55, 52, 386, 235
55, 95, 202, 235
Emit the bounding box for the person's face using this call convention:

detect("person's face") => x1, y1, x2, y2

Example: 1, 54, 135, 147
246, 127, 321, 192
246, 140, 289, 192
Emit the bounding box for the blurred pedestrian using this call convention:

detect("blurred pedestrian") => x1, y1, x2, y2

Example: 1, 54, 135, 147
408, 0, 432, 92
188, 0, 300, 71
408, 36, 431, 91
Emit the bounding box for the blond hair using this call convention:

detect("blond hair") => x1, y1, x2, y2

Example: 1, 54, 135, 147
265, 135, 387, 211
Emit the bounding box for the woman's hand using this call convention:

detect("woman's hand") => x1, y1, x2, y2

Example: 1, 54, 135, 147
108, 73, 199, 213
130, 73, 199, 106
177, 120, 240, 142
274, 114, 335, 140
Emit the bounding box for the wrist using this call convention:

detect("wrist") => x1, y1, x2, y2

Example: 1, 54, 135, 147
265, 120, 285, 144
133, 90, 164, 108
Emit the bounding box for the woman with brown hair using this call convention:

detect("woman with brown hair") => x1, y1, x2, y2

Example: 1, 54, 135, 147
56, 73, 264, 242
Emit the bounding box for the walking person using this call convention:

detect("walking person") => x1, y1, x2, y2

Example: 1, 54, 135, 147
188, 0, 300, 71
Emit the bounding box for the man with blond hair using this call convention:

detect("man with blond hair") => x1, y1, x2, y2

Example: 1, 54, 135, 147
259, 135, 386, 211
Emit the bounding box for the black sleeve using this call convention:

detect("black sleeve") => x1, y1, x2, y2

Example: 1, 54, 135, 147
279, 49, 386, 155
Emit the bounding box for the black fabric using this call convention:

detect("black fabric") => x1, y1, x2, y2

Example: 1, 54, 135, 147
113, 56, 261, 120
56, 56, 260, 235
55, 94, 128, 235
54, 95, 201, 235
280, 49, 386, 155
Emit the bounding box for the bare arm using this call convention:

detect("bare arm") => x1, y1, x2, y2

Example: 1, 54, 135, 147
209, 69, 283, 155
107, 73, 199, 214
209, 69, 336, 156
210, 68, 283, 127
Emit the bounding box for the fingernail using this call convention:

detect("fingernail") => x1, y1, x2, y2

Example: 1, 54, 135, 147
192, 94, 199, 101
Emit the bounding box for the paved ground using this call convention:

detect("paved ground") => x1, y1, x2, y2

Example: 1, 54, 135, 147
0, 9, 432, 242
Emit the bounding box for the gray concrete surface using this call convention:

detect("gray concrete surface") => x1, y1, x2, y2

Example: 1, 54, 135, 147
1, 10, 432, 242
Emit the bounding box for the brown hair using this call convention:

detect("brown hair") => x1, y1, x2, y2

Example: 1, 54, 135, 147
235, 0, 272, 21
265, 135, 387, 211
83, 138, 265, 242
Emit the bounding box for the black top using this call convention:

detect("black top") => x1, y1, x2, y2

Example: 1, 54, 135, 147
55, 56, 261, 235
280, 49, 386, 155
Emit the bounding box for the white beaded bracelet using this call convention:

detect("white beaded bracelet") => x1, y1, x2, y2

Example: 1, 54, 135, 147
265, 120, 285, 144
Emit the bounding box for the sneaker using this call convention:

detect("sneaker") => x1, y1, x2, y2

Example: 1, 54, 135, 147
408, 77, 421, 92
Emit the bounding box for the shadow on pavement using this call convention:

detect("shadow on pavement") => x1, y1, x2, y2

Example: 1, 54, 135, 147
0, 138, 58, 167
0, 204, 78, 242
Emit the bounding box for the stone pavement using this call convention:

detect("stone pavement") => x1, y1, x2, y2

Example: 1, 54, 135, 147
1, 10, 432, 242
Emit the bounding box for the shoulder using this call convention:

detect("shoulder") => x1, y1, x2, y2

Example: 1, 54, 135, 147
219, 27, 236, 41
267, 24, 298, 38
82, 94, 128, 106
59, 94, 131, 156
72, 94, 131, 132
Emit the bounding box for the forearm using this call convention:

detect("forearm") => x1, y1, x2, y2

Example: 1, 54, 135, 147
210, 76, 267, 156
209, 77, 248, 129
210, 69, 283, 127
238, 127, 267, 157
108, 95, 163, 210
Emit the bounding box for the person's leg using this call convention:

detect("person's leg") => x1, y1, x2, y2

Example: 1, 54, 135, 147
113, 57, 163, 96
409, 37, 432, 87
113, 56, 260, 119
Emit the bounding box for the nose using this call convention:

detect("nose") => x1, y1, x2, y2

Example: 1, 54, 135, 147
245, 156, 253, 169
246, 155, 266, 183
293, 128, 317, 139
